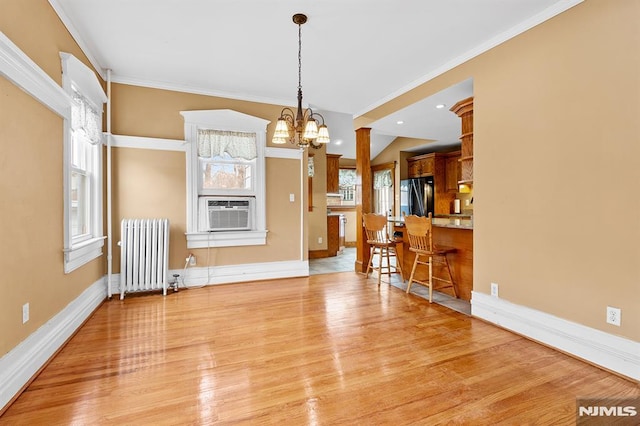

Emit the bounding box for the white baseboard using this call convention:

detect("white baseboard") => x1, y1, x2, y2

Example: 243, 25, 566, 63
0, 277, 107, 411
471, 291, 640, 381
108, 260, 309, 294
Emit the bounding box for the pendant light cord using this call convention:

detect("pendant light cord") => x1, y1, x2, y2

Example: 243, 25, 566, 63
298, 23, 302, 91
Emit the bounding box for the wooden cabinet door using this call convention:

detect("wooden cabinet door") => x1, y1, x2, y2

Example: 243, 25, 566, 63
408, 155, 435, 177
408, 159, 421, 178
327, 215, 340, 257
326, 154, 341, 194
445, 155, 460, 192
421, 157, 434, 175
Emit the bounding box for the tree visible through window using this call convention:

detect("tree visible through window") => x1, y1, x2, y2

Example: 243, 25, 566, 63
198, 130, 256, 194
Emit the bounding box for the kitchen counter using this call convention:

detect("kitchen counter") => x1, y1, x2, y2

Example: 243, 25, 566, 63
388, 216, 473, 230
389, 216, 473, 301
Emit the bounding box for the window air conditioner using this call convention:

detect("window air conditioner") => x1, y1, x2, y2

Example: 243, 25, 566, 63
198, 197, 253, 232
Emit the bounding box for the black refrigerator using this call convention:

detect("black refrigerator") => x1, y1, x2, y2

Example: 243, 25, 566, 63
399, 177, 434, 217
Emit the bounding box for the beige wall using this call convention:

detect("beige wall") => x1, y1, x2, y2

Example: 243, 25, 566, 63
473, 0, 639, 340
110, 83, 305, 268
308, 150, 328, 251
0, 0, 105, 356
358, 0, 640, 340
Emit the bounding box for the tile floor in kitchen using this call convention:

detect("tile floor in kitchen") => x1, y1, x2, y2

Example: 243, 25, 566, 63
309, 247, 471, 315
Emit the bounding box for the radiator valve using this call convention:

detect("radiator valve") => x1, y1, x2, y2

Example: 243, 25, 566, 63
171, 274, 180, 292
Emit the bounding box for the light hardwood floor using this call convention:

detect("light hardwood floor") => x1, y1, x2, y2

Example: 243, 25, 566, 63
1, 272, 638, 425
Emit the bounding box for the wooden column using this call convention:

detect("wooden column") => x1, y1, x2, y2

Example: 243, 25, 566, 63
355, 128, 372, 273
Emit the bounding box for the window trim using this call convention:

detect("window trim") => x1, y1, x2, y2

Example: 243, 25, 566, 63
181, 110, 270, 249
60, 52, 106, 273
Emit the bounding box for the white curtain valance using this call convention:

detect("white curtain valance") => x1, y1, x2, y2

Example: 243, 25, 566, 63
71, 90, 102, 145
308, 156, 314, 177
198, 130, 257, 160
373, 169, 392, 189
339, 169, 357, 188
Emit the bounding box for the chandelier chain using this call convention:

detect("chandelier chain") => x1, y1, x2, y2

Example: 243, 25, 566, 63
298, 22, 302, 91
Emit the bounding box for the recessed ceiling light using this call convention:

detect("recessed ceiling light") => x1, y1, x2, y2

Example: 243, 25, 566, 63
396, 120, 404, 125
436, 104, 446, 109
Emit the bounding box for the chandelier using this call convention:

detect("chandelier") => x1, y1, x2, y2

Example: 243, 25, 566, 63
272, 13, 330, 149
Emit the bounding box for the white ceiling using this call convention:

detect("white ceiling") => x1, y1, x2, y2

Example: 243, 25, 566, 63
49, 0, 581, 159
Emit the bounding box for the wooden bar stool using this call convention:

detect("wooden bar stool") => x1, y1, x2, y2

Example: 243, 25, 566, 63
363, 213, 402, 286
404, 214, 457, 302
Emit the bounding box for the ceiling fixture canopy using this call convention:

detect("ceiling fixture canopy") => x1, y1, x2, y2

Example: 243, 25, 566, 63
272, 13, 329, 149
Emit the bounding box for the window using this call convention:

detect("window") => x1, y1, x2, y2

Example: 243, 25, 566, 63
182, 110, 269, 248
339, 168, 356, 205
61, 53, 107, 273
372, 162, 396, 216
373, 168, 393, 215
308, 155, 314, 212
198, 130, 257, 194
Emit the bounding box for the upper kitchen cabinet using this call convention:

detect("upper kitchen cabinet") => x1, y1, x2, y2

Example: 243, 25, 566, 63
407, 154, 435, 178
326, 153, 341, 194
450, 97, 474, 185
444, 151, 461, 193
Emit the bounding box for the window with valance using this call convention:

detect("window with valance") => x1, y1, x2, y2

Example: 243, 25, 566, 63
61, 52, 107, 273
339, 168, 356, 203
373, 169, 392, 189
197, 129, 257, 193
373, 164, 395, 216
182, 109, 269, 249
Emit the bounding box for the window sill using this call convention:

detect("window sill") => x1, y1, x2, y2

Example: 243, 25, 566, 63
186, 230, 268, 249
64, 236, 106, 273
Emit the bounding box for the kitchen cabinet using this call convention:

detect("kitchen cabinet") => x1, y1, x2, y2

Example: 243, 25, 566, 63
327, 214, 341, 257
326, 153, 341, 194
407, 154, 435, 178
445, 152, 461, 193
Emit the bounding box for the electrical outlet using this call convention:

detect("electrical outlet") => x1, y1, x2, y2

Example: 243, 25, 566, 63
289, 193, 295, 202
606, 306, 621, 326
22, 303, 29, 324
490, 282, 499, 297
318, 237, 323, 244
189, 254, 196, 266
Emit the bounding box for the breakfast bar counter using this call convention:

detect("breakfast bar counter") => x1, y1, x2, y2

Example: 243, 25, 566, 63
389, 216, 473, 301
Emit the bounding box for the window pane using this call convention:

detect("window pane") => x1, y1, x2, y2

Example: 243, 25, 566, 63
71, 171, 89, 238
200, 156, 253, 191
374, 186, 393, 216
71, 132, 87, 170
